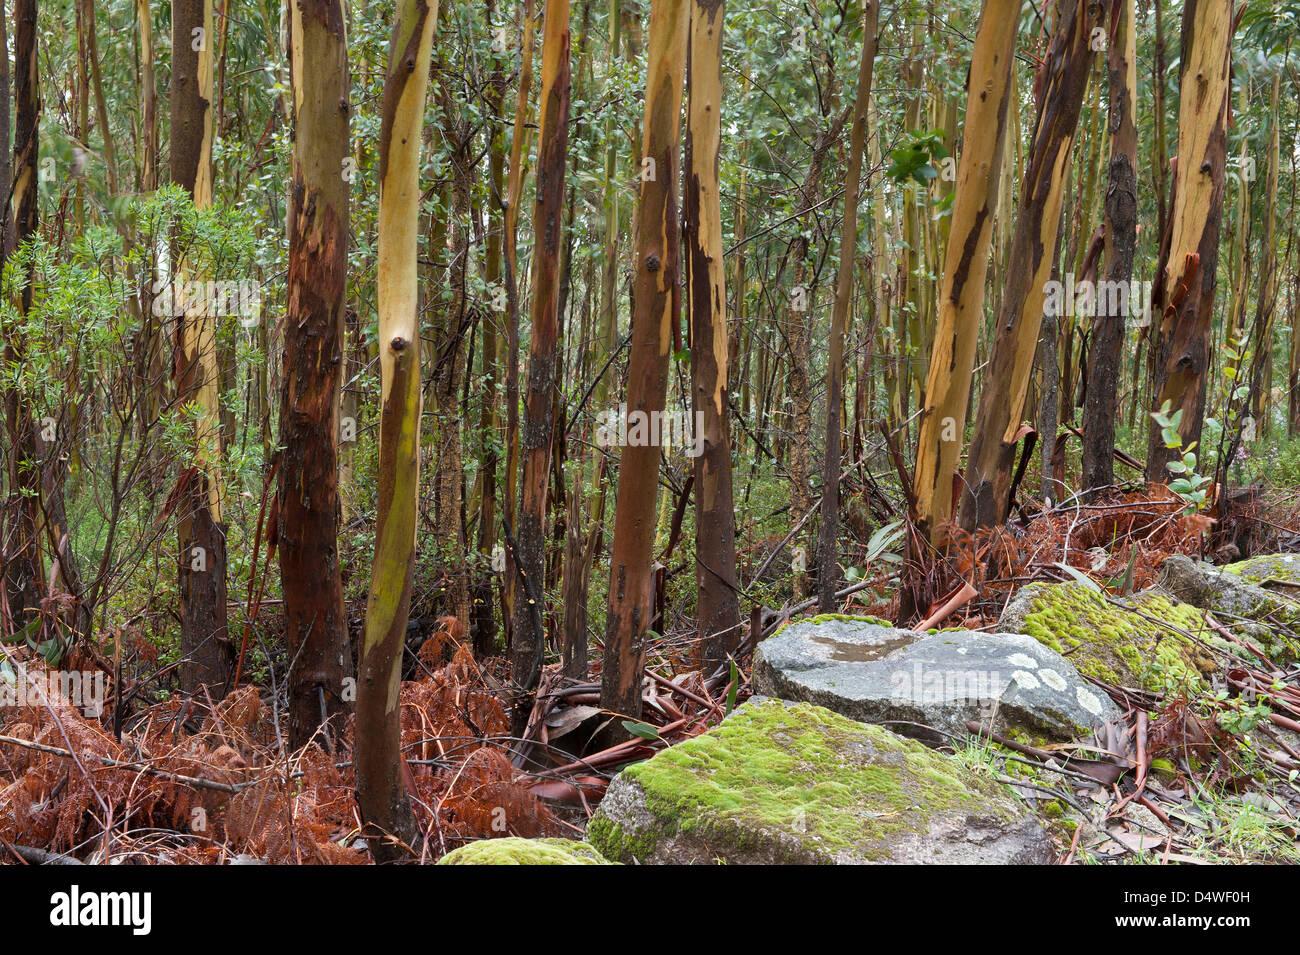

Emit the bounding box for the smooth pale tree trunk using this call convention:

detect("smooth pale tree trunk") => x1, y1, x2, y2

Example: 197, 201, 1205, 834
1081, 0, 1137, 500
684, 0, 742, 663
959, 0, 1098, 530
2, 0, 41, 629
816, 1, 880, 611
356, 0, 438, 863
171, 0, 232, 695
1145, 0, 1231, 480
912, 0, 1021, 544
509, 0, 569, 734
278, 0, 351, 750
600, 0, 688, 730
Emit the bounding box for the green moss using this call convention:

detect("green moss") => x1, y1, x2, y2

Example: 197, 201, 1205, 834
437, 837, 615, 865
768, 612, 895, 640
806, 612, 894, 628
1014, 583, 1215, 692
583, 818, 656, 862
1225, 554, 1300, 586
592, 700, 1023, 863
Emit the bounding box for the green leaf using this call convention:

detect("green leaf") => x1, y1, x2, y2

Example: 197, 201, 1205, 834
621, 720, 660, 741
912, 163, 938, 184
865, 519, 905, 561
1054, 562, 1101, 591
2, 618, 40, 645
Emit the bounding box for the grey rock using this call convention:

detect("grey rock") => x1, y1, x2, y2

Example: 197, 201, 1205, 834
753, 617, 1118, 744
586, 699, 1054, 865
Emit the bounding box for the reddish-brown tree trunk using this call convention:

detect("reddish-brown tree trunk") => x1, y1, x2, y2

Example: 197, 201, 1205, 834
510, 0, 570, 730
278, 0, 352, 750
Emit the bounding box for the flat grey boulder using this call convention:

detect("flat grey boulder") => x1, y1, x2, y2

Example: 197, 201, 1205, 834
586, 699, 1054, 864
752, 615, 1118, 744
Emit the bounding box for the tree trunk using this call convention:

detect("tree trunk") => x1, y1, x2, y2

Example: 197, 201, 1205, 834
1249, 64, 1281, 434
2, 0, 41, 629
356, 0, 438, 862
684, 0, 742, 662
596, 0, 622, 413
509, 0, 570, 730
783, 115, 845, 598
278, 0, 351, 751
501, 0, 536, 652
1144, 0, 1231, 480
959, 0, 1099, 530
171, 0, 232, 695
912, 0, 1021, 543
1081, 0, 1137, 500
472, 0, 507, 658
432, 79, 472, 635
816, 1, 880, 610
600, 0, 688, 729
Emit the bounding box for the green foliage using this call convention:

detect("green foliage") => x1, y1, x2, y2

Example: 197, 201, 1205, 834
886, 129, 950, 186
1151, 402, 1212, 513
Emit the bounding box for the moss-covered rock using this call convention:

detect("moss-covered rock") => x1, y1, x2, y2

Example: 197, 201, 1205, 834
1224, 553, 1300, 586
1159, 555, 1300, 664
586, 699, 1052, 864
996, 581, 1217, 692
437, 837, 614, 865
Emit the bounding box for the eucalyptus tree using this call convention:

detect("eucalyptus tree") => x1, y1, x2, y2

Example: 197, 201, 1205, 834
278, 0, 352, 749
356, 0, 439, 862
3, 0, 41, 626
510, 0, 571, 732
1145, 0, 1233, 480
685, 0, 742, 661
913, 0, 1021, 543
601, 0, 689, 728
171, 0, 231, 695
1081, 0, 1138, 499
959, 0, 1100, 529
816, 0, 879, 611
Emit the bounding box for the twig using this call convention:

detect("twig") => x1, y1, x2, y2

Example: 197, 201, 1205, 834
2, 842, 84, 865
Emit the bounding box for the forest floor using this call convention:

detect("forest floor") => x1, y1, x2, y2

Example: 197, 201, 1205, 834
2, 485, 1299, 865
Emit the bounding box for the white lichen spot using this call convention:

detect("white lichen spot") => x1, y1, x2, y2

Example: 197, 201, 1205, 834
1011, 670, 1040, 690
1038, 668, 1067, 691
1007, 653, 1038, 669
1076, 686, 1104, 716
